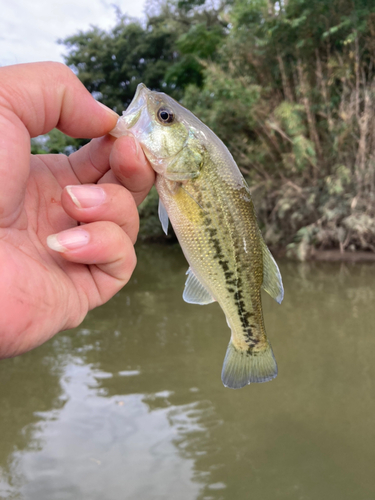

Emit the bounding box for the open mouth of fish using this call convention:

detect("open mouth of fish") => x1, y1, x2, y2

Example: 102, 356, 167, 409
110, 83, 151, 138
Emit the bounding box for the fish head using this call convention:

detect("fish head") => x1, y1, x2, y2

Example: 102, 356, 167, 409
111, 83, 196, 175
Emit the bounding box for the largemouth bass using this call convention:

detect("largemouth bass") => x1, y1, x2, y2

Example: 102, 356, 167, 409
111, 84, 284, 389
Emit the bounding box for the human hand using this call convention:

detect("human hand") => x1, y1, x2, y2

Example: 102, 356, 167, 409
0, 62, 155, 358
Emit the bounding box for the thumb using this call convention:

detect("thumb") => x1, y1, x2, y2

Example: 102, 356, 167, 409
0, 62, 118, 227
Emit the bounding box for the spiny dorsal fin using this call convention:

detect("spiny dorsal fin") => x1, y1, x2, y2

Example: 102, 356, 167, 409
158, 198, 169, 235
183, 268, 215, 305
261, 239, 284, 304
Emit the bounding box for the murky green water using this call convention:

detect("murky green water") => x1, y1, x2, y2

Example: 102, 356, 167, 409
1, 245, 375, 500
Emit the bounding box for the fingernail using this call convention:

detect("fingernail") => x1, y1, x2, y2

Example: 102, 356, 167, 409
66, 185, 106, 209
47, 228, 90, 252
97, 101, 119, 118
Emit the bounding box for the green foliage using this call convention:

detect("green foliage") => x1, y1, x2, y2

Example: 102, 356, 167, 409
177, 23, 224, 59
274, 102, 306, 137
61, 1, 230, 110
177, 0, 205, 12
181, 0, 375, 257
52, 0, 375, 255
325, 165, 351, 196
62, 21, 179, 111
137, 187, 163, 241
31, 130, 81, 155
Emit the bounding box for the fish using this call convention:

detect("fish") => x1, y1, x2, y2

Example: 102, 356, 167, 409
110, 84, 284, 389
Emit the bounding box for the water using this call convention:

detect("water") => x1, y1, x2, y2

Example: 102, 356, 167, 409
1, 245, 375, 500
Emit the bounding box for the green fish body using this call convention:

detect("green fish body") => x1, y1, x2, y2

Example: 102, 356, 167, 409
111, 84, 284, 389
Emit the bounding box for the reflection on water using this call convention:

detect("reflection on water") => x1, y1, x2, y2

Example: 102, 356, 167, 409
1, 245, 375, 499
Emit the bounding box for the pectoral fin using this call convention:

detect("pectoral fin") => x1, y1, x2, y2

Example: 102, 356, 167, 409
261, 240, 284, 304
183, 268, 215, 305
158, 198, 169, 235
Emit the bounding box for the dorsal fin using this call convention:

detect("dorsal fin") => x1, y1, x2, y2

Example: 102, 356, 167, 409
183, 268, 215, 305
260, 239, 284, 304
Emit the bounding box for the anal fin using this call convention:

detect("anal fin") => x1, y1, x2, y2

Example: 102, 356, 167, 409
183, 268, 215, 305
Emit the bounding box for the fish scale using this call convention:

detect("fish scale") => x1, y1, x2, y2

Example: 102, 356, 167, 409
157, 159, 267, 351
111, 83, 284, 389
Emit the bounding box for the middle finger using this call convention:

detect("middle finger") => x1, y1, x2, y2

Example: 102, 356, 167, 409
60, 183, 139, 244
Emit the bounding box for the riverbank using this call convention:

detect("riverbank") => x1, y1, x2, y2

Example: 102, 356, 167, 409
308, 249, 375, 262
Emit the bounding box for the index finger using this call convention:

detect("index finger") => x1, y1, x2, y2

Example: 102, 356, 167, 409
109, 135, 156, 206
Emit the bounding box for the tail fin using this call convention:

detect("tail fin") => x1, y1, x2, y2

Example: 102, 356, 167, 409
221, 341, 278, 389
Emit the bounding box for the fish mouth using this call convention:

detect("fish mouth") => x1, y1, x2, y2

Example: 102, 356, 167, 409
110, 83, 150, 138
122, 83, 149, 128
110, 84, 186, 169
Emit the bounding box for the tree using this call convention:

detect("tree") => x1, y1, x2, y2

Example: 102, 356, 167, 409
50, 0, 375, 254
61, 1, 230, 111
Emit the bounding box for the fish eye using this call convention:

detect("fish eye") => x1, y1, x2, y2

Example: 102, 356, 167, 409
157, 108, 174, 124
